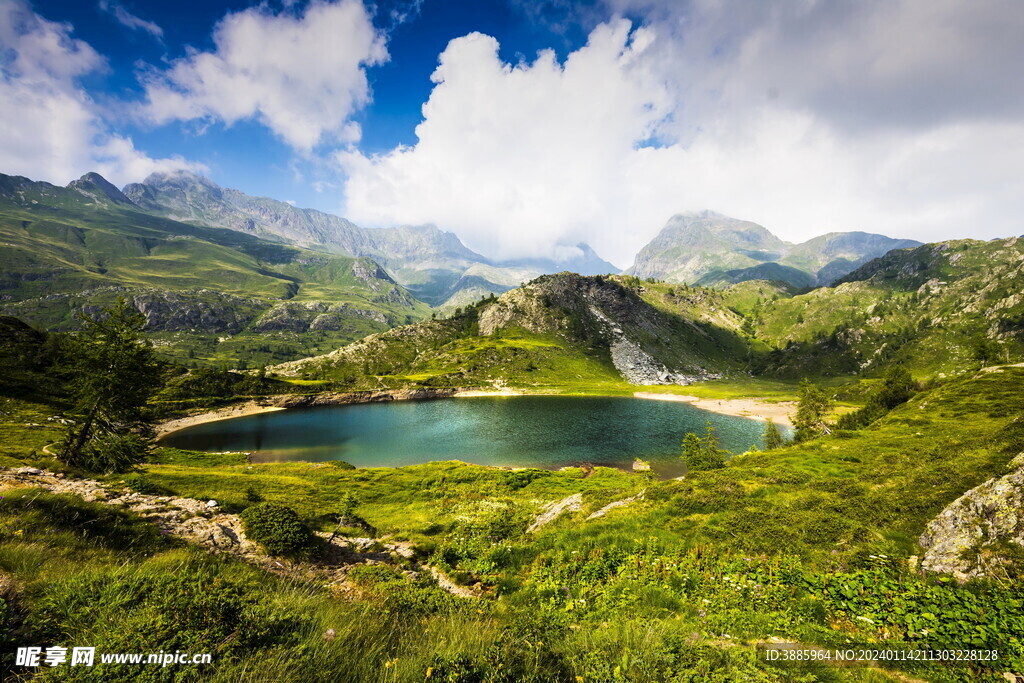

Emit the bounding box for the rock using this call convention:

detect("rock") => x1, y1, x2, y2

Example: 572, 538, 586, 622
528, 493, 583, 533
919, 454, 1024, 580
15, 467, 42, 475
632, 459, 651, 472
206, 499, 218, 508
587, 490, 646, 520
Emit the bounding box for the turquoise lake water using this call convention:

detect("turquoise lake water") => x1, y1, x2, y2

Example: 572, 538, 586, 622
160, 396, 780, 478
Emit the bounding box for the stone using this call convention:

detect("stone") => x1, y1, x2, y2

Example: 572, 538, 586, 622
919, 454, 1024, 580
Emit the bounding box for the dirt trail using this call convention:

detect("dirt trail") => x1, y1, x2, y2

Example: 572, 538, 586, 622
0, 466, 474, 598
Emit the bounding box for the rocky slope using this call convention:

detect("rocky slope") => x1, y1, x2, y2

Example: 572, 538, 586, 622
273, 273, 747, 388
628, 211, 920, 287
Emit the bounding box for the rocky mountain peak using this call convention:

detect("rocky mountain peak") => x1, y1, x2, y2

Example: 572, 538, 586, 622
67, 172, 134, 205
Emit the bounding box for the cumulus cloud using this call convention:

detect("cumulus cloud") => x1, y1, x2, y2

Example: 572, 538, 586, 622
339, 21, 673, 263
98, 0, 163, 39
140, 0, 387, 152
0, 0, 198, 186
341, 0, 1024, 266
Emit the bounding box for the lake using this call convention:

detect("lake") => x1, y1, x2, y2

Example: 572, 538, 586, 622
160, 396, 780, 478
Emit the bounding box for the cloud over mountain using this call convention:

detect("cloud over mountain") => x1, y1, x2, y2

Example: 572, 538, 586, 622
340, 0, 1024, 264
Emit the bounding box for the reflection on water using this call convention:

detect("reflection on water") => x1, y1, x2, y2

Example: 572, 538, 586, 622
161, 396, 784, 478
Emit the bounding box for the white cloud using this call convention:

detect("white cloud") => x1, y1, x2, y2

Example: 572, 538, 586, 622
140, 0, 387, 152
341, 1, 1024, 267
339, 21, 673, 264
0, 0, 201, 186
98, 0, 163, 39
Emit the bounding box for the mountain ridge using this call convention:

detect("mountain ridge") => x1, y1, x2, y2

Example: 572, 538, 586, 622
0, 171, 431, 367
124, 170, 617, 306
629, 211, 922, 288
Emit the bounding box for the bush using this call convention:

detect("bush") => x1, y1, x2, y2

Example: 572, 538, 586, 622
682, 422, 727, 471
239, 502, 316, 557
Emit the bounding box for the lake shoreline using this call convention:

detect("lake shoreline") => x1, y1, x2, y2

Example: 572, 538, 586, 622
156, 386, 792, 440
156, 387, 528, 438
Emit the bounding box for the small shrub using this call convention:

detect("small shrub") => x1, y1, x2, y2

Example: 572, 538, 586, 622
682, 423, 727, 471
239, 502, 316, 557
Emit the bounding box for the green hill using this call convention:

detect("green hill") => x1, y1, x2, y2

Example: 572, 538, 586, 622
273, 235, 1024, 389
0, 173, 431, 366
273, 273, 751, 390
735, 237, 1024, 378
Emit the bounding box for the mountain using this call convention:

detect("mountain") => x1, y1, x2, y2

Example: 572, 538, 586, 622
780, 231, 922, 283
628, 211, 921, 287
695, 262, 816, 289
0, 172, 430, 367
731, 236, 1024, 377
272, 272, 751, 388
123, 171, 615, 307
627, 211, 787, 283
68, 171, 134, 205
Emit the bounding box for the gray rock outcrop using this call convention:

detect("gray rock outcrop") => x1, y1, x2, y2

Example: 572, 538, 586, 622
919, 453, 1024, 580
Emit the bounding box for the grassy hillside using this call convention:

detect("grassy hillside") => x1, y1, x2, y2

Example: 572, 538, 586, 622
719, 237, 1024, 379
272, 273, 754, 391
2, 356, 1022, 680
0, 174, 431, 366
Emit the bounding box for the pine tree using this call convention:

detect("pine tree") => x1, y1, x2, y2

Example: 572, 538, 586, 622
57, 299, 162, 472
875, 365, 916, 410
762, 417, 786, 450
681, 421, 727, 471
792, 379, 832, 442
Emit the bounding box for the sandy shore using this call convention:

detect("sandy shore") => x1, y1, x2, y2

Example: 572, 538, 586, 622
454, 388, 526, 398
157, 402, 287, 437
633, 392, 795, 427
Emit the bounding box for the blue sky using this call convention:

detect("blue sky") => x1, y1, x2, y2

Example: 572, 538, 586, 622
2, 0, 1023, 265
23, 0, 600, 209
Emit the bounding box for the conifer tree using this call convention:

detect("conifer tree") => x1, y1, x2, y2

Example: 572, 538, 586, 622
762, 417, 786, 450
58, 299, 162, 472
793, 379, 832, 442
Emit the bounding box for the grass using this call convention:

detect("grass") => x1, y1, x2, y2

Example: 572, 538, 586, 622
0, 396, 64, 465
133, 456, 644, 539
0, 489, 925, 682
2, 360, 1023, 680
